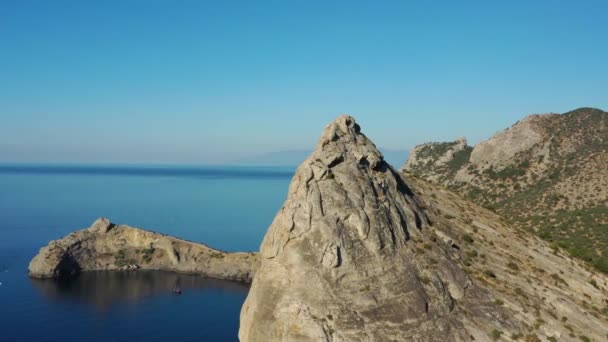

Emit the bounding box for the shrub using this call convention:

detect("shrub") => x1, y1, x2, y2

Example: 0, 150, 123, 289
524, 333, 541, 342
466, 250, 478, 258
507, 262, 519, 271
490, 329, 502, 341
462, 234, 474, 244
514, 288, 526, 298
511, 333, 522, 340
484, 270, 497, 278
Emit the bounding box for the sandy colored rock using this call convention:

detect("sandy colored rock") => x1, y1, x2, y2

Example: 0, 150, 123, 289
407, 176, 608, 341
469, 114, 551, 170
28, 218, 259, 282
239, 116, 517, 342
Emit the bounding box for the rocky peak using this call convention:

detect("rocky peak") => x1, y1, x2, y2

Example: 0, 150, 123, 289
468, 113, 556, 170
315, 114, 384, 169
240, 116, 514, 341
88, 217, 113, 234
260, 115, 424, 261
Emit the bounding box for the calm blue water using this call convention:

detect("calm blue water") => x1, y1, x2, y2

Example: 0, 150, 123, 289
0, 165, 293, 342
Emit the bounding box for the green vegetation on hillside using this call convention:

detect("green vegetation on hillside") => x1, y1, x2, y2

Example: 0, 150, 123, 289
406, 107, 608, 273
415, 142, 455, 160
447, 148, 472, 175
532, 206, 608, 272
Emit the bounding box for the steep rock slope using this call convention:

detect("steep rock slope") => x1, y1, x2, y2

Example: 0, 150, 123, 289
403, 107, 608, 272
407, 177, 608, 341
29, 218, 259, 282
239, 116, 517, 342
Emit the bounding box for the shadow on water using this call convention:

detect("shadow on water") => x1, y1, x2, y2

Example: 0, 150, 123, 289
30, 270, 250, 311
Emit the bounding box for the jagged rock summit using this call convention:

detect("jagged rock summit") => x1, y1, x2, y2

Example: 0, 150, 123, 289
239, 115, 514, 341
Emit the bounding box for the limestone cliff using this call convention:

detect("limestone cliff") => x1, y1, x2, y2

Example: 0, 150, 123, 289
239, 116, 516, 341
28, 218, 259, 282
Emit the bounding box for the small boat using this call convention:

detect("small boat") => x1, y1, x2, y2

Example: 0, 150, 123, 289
172, 286, 182, 295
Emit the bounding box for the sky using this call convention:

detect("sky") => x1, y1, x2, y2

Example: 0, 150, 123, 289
1, 0, 607, 164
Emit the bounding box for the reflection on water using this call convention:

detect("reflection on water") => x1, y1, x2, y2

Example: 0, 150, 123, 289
31, 270, 249, 311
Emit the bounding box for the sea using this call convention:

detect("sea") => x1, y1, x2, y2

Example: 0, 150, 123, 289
0, 164, 294, 342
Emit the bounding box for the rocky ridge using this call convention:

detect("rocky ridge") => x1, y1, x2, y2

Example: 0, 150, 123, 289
403, 107, 608, 273
28, 217, 258, 282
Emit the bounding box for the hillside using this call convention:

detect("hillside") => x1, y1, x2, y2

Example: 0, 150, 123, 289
240, 115, 608, 341
403, 107, 608, 273
409, 176, 608, 341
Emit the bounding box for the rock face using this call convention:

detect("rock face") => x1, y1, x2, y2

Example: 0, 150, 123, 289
28, 218, 259, 282
403, 137, 472, 185
239, 116, 515, 341
468, 115, 551, 170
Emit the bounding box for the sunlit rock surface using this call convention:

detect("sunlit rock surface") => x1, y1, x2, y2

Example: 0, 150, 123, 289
239, 116, 516, 341
28, 218, 259, 283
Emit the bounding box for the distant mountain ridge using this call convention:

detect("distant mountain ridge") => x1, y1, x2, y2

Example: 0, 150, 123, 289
403, 107, 608, 272
235, 148, 409, 168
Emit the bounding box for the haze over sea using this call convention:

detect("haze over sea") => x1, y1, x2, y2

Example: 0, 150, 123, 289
0, 164, 293, 342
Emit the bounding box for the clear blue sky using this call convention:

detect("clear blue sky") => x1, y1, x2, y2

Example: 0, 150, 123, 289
1, 0, 606, 164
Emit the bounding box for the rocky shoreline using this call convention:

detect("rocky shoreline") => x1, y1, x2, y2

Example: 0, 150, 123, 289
28, 217, 259, 283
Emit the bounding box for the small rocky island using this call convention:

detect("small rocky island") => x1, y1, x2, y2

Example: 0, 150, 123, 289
30, 115, 608, 341
28, 217, 258, 282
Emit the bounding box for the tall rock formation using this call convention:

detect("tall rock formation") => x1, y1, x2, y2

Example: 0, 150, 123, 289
239, 115, 515, 341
